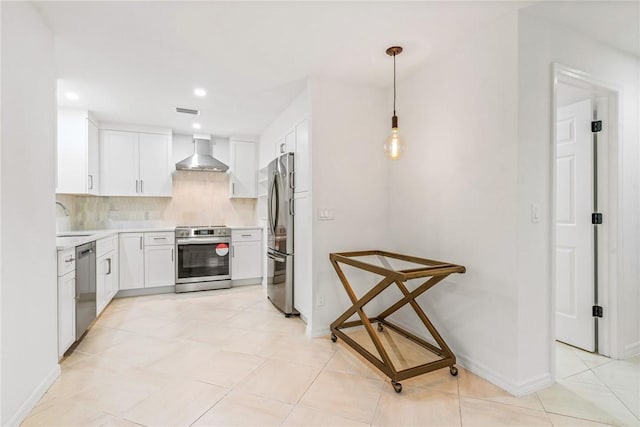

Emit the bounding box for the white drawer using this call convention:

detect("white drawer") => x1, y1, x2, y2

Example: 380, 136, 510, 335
96, 235, 117, 258
57, 248, 76, 276
144, 231, 175, 246
231, 228, 262, 242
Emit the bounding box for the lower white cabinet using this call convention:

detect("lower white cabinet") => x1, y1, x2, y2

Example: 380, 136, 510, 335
96, 237, 118, 315
120, 231, 175, 290
58, 270, 76, 358
119, 233, 145, 290
231, 228, 262, 283
144, 244, 175, 288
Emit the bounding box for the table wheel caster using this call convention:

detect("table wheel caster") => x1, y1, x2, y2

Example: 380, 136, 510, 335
450, 366, 458, 376
377, 323, 384, 332
331, 333, 337, 342
391, 381, 402, 393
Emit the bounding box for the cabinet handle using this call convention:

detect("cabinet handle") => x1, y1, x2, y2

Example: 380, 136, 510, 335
171, 248, 174, 262
241, 234, 251, 237
136, 180, 139, 193
88, 175, 93, 190
232, 246, 234, 258
141, 180, 144, 193
153, 237, 166, 240
289, 171, 294, 189
232, 182, 235, 195
106, 258, 112, 275
65, 257, 75, 263
140, 236, 143, 250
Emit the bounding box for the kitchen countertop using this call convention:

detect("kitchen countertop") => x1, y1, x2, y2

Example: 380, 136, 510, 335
56, 225, 262, 250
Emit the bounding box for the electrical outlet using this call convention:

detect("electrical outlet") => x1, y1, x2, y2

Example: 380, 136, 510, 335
317, 294, 326, 306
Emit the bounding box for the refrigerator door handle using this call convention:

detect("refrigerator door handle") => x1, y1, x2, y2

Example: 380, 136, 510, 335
267, 252, 286, 263
268, 175, 277, 235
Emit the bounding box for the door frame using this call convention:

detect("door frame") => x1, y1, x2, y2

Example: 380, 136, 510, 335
550, 63, 622, 375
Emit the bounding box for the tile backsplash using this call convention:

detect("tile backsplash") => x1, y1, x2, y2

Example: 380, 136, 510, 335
56, 171, 256, 230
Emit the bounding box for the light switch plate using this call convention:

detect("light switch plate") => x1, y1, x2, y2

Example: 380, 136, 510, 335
318, 208, 334, 221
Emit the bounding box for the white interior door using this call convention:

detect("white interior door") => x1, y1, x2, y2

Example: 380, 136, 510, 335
555, 98, 594, 351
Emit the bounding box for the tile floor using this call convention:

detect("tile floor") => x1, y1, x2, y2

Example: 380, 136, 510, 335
22, 286, 640, 426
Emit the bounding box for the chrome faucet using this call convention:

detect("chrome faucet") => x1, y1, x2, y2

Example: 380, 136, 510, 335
56, 201, 71, 216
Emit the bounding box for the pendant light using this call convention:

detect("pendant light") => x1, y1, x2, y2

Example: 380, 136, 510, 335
384, 46, 405, 160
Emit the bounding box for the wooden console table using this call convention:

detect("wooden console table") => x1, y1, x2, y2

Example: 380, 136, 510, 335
329, 250, 466, 393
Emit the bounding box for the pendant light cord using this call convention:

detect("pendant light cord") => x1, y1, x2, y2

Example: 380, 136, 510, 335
393, 52, 397, 116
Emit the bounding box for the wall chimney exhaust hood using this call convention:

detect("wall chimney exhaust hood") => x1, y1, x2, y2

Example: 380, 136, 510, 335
175, 134, 229, 172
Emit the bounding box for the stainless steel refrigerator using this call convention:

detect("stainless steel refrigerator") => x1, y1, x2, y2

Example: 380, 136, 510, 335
267, 153, 297, 316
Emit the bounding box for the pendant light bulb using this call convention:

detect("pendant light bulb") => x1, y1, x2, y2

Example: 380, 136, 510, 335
385, 46, 405, 160
384, 116, 405, 160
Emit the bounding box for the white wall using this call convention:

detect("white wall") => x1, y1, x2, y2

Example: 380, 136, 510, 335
1, 2, 60, 424
517, 10, 640, 385
309, 77, 389, 336
386, 13, 521, 390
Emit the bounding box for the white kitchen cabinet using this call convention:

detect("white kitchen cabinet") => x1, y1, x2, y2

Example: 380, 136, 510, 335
229, 139, 257, 198
231, 228, 262, 283
100, 129, 172, 197
139, 133, 172, 196
96, 235, 118, 315
57, 270, 75, 358
56, 108, 100, 195
143, 231, 175, 289
119, 233, 145, 290
144, 245, 175, 288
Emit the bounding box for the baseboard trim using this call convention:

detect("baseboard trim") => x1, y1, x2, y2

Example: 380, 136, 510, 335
310, 326, 330, 338
6, 363, 61, 427
624, 341, 640, 358
390, 318, 552, 396
115, 285, 175, 298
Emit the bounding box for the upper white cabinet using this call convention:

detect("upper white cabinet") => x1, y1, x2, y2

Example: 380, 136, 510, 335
100, 128, 172, 197
56, 108, 100, 195
271, 119, 310, 193
229, 138, 257, 198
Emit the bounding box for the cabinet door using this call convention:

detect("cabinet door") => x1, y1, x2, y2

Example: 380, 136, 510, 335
139, 133, 172, 197
57, 108, 88, 194
108, 248, 119, 300
100, 130, 139, 196
96, 254, 106, 314
58, 271, 76, 358
231, 241, 262, 280
144, 245, 175, 288
230, 140, 257, 198
294, 119, 309, 193
285, 130, 296, 153
87, 119, 99, 195
119, 233, 145, 290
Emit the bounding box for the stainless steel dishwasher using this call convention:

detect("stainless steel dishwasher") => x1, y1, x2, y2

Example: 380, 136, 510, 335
75, 241, 96, 339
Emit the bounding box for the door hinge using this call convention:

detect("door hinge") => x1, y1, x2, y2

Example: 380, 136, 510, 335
592, 213, 603, 224
592, 305, 603, 318
591, 120, 602, 133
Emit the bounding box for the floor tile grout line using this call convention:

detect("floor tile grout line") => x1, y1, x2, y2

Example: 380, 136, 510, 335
586, 361, 640, 422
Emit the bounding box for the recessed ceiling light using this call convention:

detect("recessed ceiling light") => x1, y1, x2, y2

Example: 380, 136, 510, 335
65, 92, 79, 101
192, 123, 202, 129
193, 88, 207, 97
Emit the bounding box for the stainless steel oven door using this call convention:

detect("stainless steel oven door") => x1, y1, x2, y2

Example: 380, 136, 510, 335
176, 237, 231, 284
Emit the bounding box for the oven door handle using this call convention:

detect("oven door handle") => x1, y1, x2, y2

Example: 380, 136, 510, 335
176, 238, 230, 245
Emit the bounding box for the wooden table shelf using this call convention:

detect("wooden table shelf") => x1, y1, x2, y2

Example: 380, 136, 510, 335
329, 250, 466, 393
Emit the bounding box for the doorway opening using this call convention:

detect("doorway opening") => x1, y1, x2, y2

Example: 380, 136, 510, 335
552, 64, 621, 379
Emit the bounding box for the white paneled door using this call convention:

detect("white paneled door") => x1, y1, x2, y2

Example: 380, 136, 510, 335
555, 98, 594, 352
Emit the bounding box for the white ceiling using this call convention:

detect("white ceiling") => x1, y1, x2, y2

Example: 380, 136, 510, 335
35, 1, 637, 137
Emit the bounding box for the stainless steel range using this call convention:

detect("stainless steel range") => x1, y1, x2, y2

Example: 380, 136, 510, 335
175, 226, 231, 293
